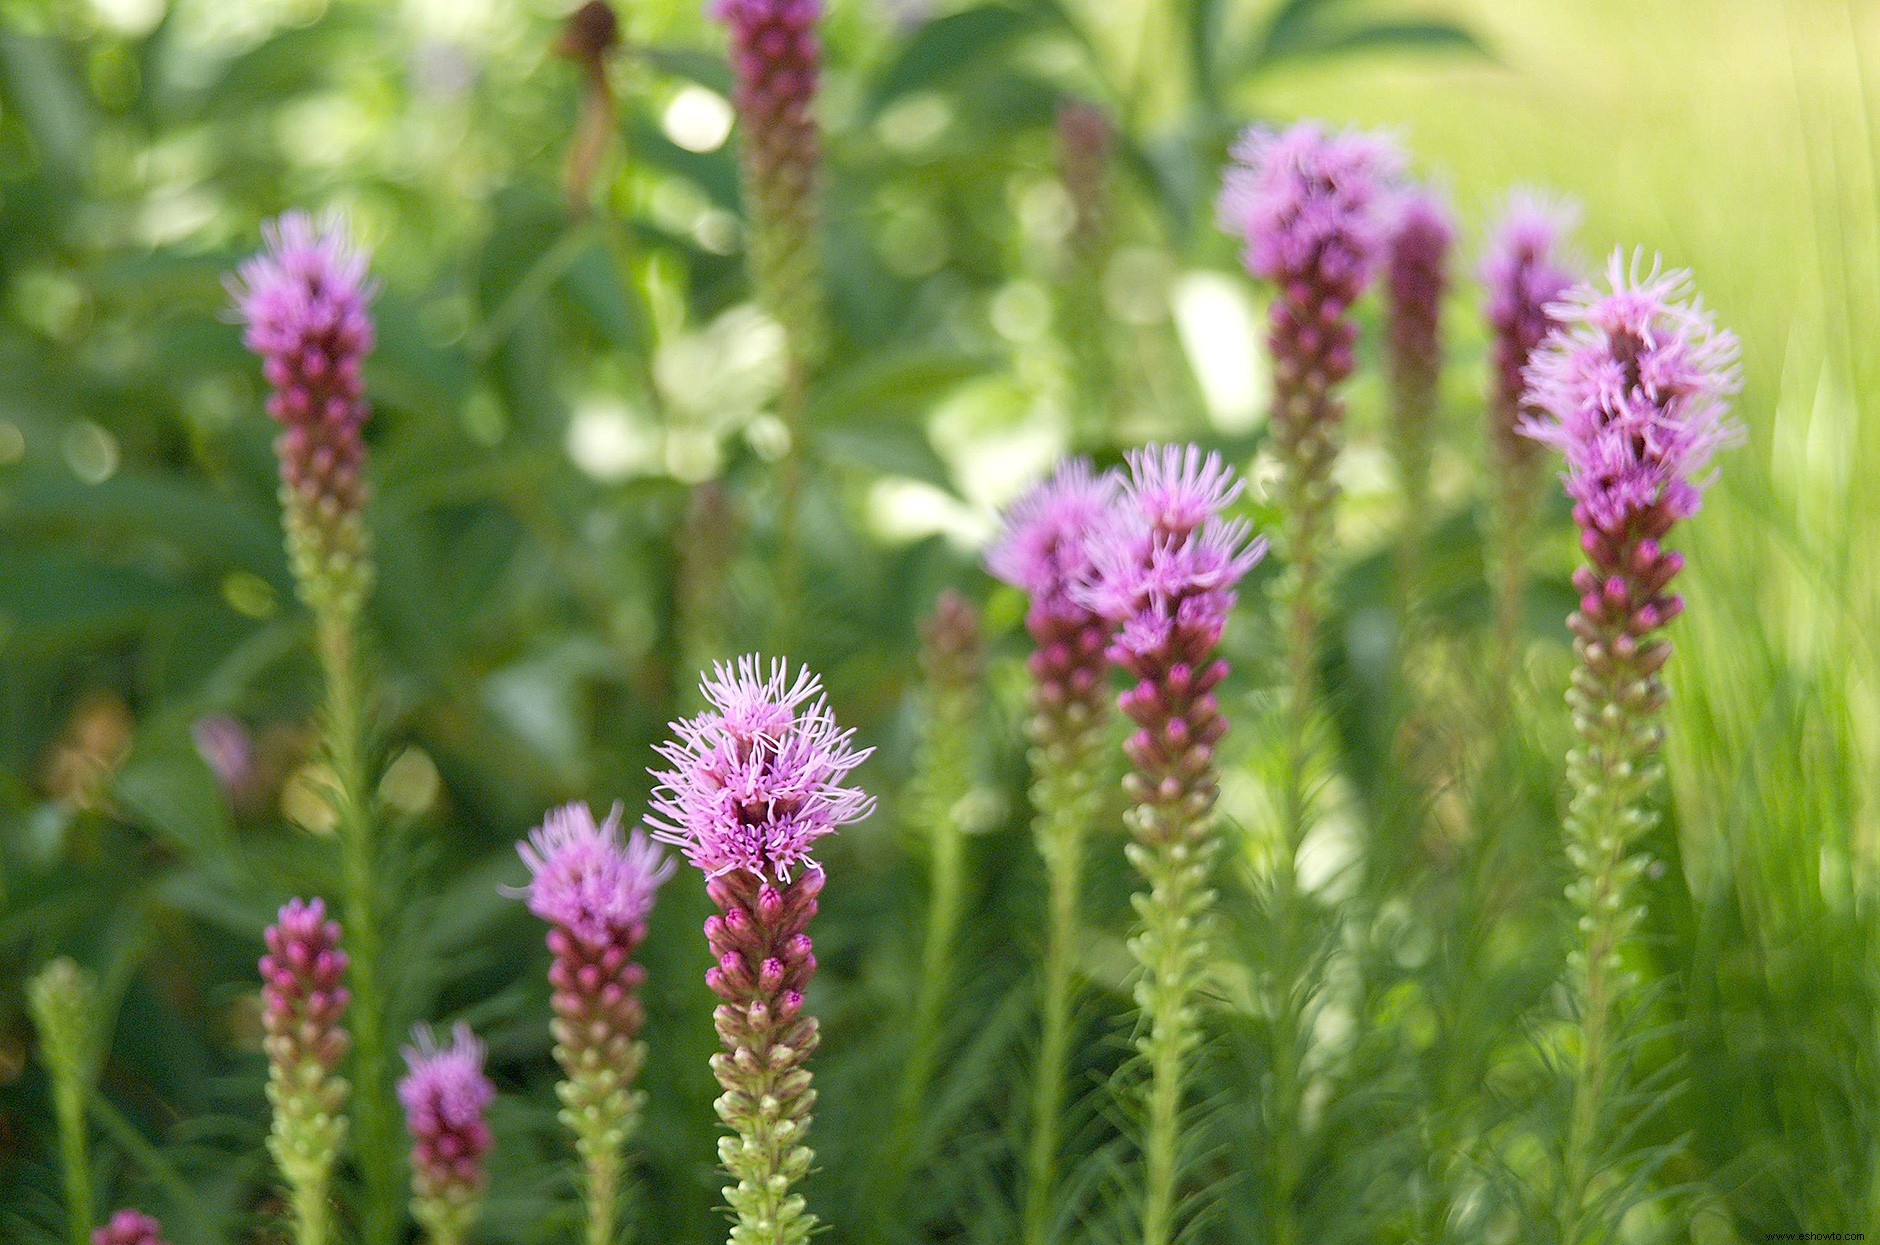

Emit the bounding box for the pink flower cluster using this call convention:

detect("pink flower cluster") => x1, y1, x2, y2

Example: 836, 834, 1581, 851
1218, 122, 1405, 314
229, 213, 375, 524
398, 1023, 495, 1217
260, 897, 351, 1076
92, 1211, 168, 1245
649, 657, 873, 883
1522, 251, 1742, 539
1079, 445, 1265, 669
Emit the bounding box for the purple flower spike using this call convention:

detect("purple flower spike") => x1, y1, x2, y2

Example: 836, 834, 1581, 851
1482, 193, 1581, 679
259, 898, 351, 1245
987, 457, 1120, 621
714, 0, 825, 356
1079, 444, 1265, 669
1524, 253, 1739, 1226
93, 1210, 169, 1245
400, 1023, 495, 1242
649, 656, 873, 883
1522, 250, 1742, 540
1218, 122, 1405, 313
655, 656, 868, 1244
512, 801, 670, 1245
1384, 187, 1453, 607
1079, 445, 1261, 1245
228, 212, 378, 621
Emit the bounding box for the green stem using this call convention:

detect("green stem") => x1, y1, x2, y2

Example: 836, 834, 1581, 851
318, 614, 395, 1245
1021, 746, 1097, 1245
1130, 818, 1216, 1245
289, 1169, 334, 1245
54, 1075, 91, 1245
585, 1146, 620, 1245
1266, 464, 1328, 1245
1554, 613, 1661, 1237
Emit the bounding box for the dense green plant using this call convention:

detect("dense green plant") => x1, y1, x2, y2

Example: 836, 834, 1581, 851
1, 1, 1875, 1244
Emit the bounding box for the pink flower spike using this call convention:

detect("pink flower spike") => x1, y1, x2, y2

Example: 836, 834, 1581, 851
649, 656, 874, 883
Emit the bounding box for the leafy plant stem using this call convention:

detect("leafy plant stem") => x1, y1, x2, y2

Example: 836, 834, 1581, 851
1021, 744, 1097, 1245
318, 612, 394, 1245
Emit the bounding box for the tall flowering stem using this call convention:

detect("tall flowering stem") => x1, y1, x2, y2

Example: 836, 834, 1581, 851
650, 658, 873, 1245
230, 213, 397, 1245
1219, 123, 1399, 1245
1081, 446, 1263, 1245
988, 458, 1120, 1245
1384, 188, 1453, 615
260, 899, 352, 1245
29, 958, 100, 1245
714, 0, 825, 616
92, 1211, 169, 1245
513, 803, 672, 1245
1521, 252, 1739, 1231
887, 591, 985, 1188
1482, 195, 1578, 698
399, 1024, 495, 1245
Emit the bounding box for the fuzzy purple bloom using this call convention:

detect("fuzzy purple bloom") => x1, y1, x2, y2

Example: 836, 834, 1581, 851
93, 1211, 169, 1245
228, 212, 377, 618
1386, 188, 1452, 390
1522, 251, 1742, 539
1483, 193, 1579, 430
1078, 445, 1265, 667
261, 898, 352, 1080
516, 802, 673, 948
400, 1023, 494, 1238
649, 656, 873, 883
987, 457, 1120, 621
512, 802, 670, 1245
1218, 122, 1405, 312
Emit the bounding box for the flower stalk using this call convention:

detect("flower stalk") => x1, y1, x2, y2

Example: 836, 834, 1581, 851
987, 458, 1120, 1245
713, 0, 826, 622
888, 591, 985, 1189
1080, 446, 1262, 1245
260, 899, 352, 1245
513, 802, 672, 1245
230, 213, 397, 1245
650, 657, 873, 1245
1520, 253, 1739, 1232
29, 957, 100, 1245
1219, 122, 1401, 1245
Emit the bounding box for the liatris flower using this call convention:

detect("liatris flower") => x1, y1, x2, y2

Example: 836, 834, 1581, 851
232, 211, 394, 1245
714, 0, 825, 363
1482, 193, 1579, 688
29, 958, 101, 1245
229, 212, 377, 626
1219, 128, 1397, 1243
1384, 187, 1454, 610
260, 899, 352, 1245
649, 657, 873, 1245
987, 457, 1120, 1245
1079, 445, 1262, 1245
399, 1024, 495, 1245
885, 592, 985, 1193
1520, 251, 1739, 1232
513, 802, 672, 1245
92, 1211, 169, 1245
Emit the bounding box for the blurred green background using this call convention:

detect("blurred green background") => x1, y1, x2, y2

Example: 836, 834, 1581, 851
1, 0, 1875, 1241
